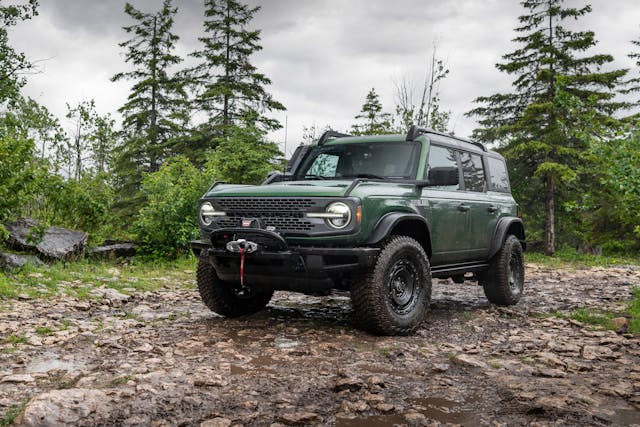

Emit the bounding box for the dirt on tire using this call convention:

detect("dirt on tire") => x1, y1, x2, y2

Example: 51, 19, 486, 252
1, 263, 640, 426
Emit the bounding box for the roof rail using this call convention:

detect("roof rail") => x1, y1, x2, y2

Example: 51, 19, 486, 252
318, 130, 351, 146
405, 125, 486, 152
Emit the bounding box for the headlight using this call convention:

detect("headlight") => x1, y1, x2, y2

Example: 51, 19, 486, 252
200, 202, 224, 225
325, 202, 351, 229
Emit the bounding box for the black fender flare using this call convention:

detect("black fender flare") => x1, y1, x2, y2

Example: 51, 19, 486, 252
365, 212, 430, 248
489, 217, 526, 258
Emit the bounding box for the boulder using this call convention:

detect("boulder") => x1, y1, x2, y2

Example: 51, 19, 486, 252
0, 252, 45, 271
15, 388, 112, 426
89, 243, 137, 259
4, 218, 87, 261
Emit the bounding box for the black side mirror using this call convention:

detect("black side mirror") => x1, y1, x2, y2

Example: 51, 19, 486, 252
428, 167, 459, 186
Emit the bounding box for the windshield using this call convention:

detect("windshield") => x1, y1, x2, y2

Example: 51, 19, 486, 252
294, 141, 421, 180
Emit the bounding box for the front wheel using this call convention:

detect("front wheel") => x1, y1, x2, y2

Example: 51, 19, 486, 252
197, 256, 273, 317
481, 234, 524, 305
351, 236, 432, 336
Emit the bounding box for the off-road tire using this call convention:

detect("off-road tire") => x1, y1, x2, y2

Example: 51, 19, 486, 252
197, 256, 273, 317
351, 236, 431, 336
481, 234, 524, 305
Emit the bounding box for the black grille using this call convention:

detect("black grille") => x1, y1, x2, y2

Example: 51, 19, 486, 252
216, 216, 313, 231
214, 198, 315, 213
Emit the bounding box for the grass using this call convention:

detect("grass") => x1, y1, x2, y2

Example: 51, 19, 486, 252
0, 401, 27, 427
34, 326, 54, 336
526, 247, 640, 269
3, 334, 27, 345
0, 255, 197, 301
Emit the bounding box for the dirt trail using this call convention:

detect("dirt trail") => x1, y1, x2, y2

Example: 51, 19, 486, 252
1, 264, 640, 426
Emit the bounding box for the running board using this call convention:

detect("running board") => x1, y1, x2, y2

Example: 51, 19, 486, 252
431, 263, 489, 279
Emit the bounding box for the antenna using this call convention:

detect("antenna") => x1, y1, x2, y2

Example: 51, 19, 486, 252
283, 114, 288, 172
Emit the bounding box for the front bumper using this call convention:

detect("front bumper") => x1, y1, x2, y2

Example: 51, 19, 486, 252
191, 228, 379, 292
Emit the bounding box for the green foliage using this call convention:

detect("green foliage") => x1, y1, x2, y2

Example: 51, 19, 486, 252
112, 0, 188, 221
0, 134, 39, 224
0, 0, 38, 103
351, 88, 393, 135
206, 125, 282, 184
186, 0, 285, 140
467, 0, 628, 255
629, 288, 640, 335
134, 156, 208, 257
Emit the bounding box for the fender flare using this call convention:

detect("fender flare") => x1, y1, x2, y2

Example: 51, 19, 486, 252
365, 212, 430, 246
489, 217, 526, 258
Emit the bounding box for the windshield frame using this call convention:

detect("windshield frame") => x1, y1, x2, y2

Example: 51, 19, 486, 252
292, 141, 422, 181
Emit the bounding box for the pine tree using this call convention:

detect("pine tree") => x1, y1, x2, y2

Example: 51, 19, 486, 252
351, 88, 392, 135
467, 0, 627, 255
0, 0, 37, 104
187, 0, 285, 146
624, 34, 640, 120
111, 0, 187, 219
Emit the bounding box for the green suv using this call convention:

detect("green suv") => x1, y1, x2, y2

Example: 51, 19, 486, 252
192, 125, 526, 335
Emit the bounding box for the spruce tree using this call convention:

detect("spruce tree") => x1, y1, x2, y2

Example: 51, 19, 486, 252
187, 0, 285, 148
467, 0, 627, 255
111, 0, 187, 218
624, 34, 640, 120
351, 88, 392, 135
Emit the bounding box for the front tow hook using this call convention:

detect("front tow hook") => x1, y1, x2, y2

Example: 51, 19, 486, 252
225, 239, 258, 287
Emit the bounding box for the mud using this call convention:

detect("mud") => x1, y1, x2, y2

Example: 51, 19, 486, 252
1, 263, 640, 426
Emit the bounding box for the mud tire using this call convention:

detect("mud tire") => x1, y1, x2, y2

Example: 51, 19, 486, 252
351, 236, 431, 336
197, 255, 273, 317
481, 235, 524, 306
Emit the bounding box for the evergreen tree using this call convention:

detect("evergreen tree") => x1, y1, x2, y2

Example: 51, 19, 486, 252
187, 0, 285, 147
351, 88, 392, 135
111, 0, 187, 219
467, 0, 627, 255
623, 34, 640, 120
0, 0, 37, 104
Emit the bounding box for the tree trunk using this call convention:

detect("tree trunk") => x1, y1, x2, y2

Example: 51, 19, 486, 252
544, 175, 555, 256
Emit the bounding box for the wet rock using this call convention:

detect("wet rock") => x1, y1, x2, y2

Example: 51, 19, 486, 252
432, 363, 450, 372
1, 374, 35, 383
200, 418, 232, 427
16, 388, 111, 426
90, 287, 130, 303
0, 252, 45, 271
89, 243, 137, 259
404, 411, 427, 423
452, 354, 489, 369
333, 377, 364, 392
5, 218, 87, 260
375, 403, 395, 413
278, 412, 321, 425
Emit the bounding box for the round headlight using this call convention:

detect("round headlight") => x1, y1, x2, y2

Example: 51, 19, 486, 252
200, 202, 216, 226
326, 202, 351, 229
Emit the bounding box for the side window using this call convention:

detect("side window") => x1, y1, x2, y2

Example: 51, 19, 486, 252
487, 157, 510, 192
459, 151, 486, 192
426, 145, 459, 190
307, 153, 339, 177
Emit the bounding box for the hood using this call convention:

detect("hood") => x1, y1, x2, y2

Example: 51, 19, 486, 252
204, 180, 353, 198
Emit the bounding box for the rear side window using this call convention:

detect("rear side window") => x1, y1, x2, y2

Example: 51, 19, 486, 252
487, 157, 510, 192
459, 151, 486, 192
426, 145, 459, 190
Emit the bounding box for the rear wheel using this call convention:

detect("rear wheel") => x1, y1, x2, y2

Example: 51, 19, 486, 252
197, 255, 273, 317
481, 235, 524, 305
351, 236, 431, 335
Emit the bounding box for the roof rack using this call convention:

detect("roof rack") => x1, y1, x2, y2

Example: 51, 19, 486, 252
317, 130, 351, 146
405, 125, 486, 152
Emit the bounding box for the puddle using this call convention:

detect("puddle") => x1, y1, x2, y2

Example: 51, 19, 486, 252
609, 408, 640, 426
26, 352, 85, 373
335, 414, 406, 427
410, 397, 477, 425
274, 337, 300, 349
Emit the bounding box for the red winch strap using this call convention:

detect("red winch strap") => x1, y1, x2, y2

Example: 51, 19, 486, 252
239, 247, 245, 287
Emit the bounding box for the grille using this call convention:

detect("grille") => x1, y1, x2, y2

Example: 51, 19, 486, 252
214, 198, 315, 213
213, 198, 319, 233
216, 216, 313, 231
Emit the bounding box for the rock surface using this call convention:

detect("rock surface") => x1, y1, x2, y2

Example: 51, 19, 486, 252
4, 218, 87, 260
89, 243, 137, 259
0, 263, 639, 426
0, 252, 44, 271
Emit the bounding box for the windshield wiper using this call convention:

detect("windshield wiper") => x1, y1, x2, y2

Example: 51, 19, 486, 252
302, 174, 327, 180
342, 173, 385, 179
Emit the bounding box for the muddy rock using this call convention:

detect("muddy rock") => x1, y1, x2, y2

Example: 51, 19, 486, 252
200, 418, 232, 427
16, 389, 111, 426
278, 412, 321, 425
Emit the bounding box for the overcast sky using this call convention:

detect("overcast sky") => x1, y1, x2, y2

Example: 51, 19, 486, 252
11, 0, 640, 156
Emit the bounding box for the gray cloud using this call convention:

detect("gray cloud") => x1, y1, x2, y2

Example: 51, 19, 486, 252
10, 0, 640, 154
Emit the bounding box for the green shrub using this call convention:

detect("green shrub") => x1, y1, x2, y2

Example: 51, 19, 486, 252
134, 156, 208, 258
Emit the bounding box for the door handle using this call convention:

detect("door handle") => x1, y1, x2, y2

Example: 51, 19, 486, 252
487, 206, 498, 213
457, 204, 470, 212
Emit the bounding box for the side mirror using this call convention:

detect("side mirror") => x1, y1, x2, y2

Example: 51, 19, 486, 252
428, 167, 459, 187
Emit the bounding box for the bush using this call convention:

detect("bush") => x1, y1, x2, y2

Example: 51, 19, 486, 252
0, 135, 38, 225
133, 156, 209, 258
